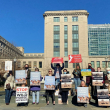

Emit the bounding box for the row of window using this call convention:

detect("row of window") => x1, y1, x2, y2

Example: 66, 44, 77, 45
54, 17, 78, 22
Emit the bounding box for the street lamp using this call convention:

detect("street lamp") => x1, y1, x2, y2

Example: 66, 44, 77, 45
105, 57, 108, 69
14, 58, 16, 78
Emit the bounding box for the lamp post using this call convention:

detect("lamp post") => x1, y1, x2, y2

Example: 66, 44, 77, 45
105, 57, 108, 69
14, 58, 16, 78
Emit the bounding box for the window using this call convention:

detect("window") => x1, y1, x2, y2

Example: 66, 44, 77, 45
23, 61, 26, 67
64, 17, 68, 22
97, 61, 100, 68
28, 61, 31, 68
54, 25, 60, 31
91, 61, 94, 68
102, 61, 106, 68
54, 17, 60, 22
72, 34, 78, 39
39, 62, 42, 68
73, 63, 75, 68
108, 61, 110, 68
64, 25, 68, 31
65, 61, 68, 68
17, 61, 21, 68
54, 43, 60, 48
64, 34, 68, 39
64, 51, 68, 57
33, 61, 37, 68
73, 51, 79, 54
73, 42, 78, 48
54, 34, 59, 39
54, 52, 60, 57
72, 17, 78, 22
72, 25, 78, 31
64, 43, 68, 48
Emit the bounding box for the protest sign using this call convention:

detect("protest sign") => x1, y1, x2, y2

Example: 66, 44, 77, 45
5, 61, 12, 71
77, 87, 89, 103
61, 74, 72, 88
15, 70, 26, 84
68, 54, 82, 63
30, 72, 40, 86
51, 57, 63, 63
81, 69, 91, 76
97, 89, 110, 106
44, 76, 55, 90
16, 87, 28, 103
92, 72, 103, 86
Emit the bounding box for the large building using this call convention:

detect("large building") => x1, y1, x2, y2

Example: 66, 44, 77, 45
1, 10, 110, 77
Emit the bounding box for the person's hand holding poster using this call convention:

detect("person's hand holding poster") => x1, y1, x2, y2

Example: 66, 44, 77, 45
92, 72, 103, 86
81, 69, 91, 76
77, 87, 89, 103
30, 72, 40, 86
16, 87, 28, 103
5, 61, 12, 71
15, 70, 26, 84
61, 74, 72, 88
51, 57, 63, 63
97, 89, 110, 106
44, 76, 55, 90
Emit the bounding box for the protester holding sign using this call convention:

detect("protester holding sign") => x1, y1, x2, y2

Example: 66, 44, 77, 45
44, 69, 55, 105
30, 68, 42, 104
60, 69, 71, 104
72, 65, 81, 93
3, 71, 15, 105
51, 62, 64, 90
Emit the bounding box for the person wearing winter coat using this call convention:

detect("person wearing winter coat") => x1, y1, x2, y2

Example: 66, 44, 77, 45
3, 71, 15, 105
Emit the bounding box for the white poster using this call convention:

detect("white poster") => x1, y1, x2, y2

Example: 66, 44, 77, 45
5, 61, 12, 71
16, 87, 28, 103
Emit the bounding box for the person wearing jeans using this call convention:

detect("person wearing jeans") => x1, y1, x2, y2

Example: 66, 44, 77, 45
72, 65, 81, 93
30, 68, 42, 104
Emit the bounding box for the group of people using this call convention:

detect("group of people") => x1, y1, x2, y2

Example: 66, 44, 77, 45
3, 62, 110, 108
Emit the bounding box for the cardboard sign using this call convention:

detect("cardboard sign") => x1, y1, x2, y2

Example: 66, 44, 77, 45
51, 57, 63, 63
15, 70, 26, 84
92, 72, 103, 86
30, 72, 40, 86
81, 69, 91, 76
68, 54, 82, 63
5, 61, 12, 71
44, 76, 55, 90
77, 87, 89, 103
16, 87, 28, 103
97, 89, 110, 106
61, 74, 72, 88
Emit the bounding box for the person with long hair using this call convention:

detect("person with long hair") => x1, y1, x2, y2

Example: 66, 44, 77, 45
72, 65, 81, 93
3, 71, 15, 105
44, 69, 55, 105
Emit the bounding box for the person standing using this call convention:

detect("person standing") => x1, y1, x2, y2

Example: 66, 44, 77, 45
45, 69, 55, 105
51, 63, 64, 90
72, 65, 81, 93
3, 71, 15, 105
60, 69, 71, 104
30, 68, 42, 104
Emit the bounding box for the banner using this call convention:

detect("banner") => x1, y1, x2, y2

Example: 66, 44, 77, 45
81, 69, 91, 76
44, 76, 55, 90
30, 72, 40, 86
77, 87, 89, 103
5, 61, 12, 71
51, 57, 63, 63
16, 87, 28, 103
68, 54, 82, 63
61, 74, 72, 88
92, 72, 103, 86
15, 70, 26, 84
97, 89, 110, 106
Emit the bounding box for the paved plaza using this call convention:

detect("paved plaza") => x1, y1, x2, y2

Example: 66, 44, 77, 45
0, 91, 109, 110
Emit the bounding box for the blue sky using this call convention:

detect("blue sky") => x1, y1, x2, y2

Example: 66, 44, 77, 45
0, 0, 110, 53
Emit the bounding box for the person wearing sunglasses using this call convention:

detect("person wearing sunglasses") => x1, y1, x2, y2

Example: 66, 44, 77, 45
44, 69, 55, 105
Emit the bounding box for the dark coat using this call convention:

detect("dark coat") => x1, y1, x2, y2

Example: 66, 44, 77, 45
86, 67, 95, 84
26, 69, 31, 87
51, 63, 64, 78
72, 69, 81, 79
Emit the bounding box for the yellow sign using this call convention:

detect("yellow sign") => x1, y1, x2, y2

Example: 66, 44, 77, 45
81, 69, 91, 76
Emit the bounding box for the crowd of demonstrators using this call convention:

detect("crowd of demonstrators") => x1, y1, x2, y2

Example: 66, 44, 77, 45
3, 71, 15, 105
51, 63, 64, 90
3, 61, 110, 108
30, 68, 42, 105
44, 69, 55, 105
